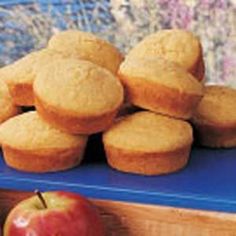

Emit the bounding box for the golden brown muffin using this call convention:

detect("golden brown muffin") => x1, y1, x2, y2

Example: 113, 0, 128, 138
48, 30, 123, 74
127, 29, 205, 81
118, 57, 204, 119
192, 85, 236, 148
34, 58, 124, 134
0, 49, 63, 106
0, 80, 19, 124
103, 111, 193, 175
0, 111, 88, 173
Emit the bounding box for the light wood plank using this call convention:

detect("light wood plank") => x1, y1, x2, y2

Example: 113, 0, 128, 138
94, 199, 236, 235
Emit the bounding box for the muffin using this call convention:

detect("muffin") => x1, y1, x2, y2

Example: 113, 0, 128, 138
0, 48, 63, 106
192, 85, 236, 148
103, 111, 193, 175
34, 58, 124, 134
118, 56, 204, 119
127, 29, 205, 81
0, 80, 19, 124
0, 111, 88, 173
48, 30, 123, 74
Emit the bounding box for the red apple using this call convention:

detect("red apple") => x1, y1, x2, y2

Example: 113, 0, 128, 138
4, 191, 104, 236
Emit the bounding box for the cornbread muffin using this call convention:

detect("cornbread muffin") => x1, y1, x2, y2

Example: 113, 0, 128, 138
0, 48, 63, 106
103, 111, 193, 175
192, 85, 236, 148
0, 111, 88, 173
118, 57, 204, 119
34, 58, 124, 134
0, 80, 19, 124
127, 29, 205, 81
48, 30, 123, 74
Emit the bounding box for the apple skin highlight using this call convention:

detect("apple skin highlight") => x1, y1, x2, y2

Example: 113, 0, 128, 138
4, 191, 104, 236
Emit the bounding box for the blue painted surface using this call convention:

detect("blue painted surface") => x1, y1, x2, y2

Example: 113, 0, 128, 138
0, 147, 236, 212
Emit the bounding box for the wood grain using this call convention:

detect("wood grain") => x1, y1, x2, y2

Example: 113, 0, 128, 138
1, 189, 236, 236
95, 200, 236, 236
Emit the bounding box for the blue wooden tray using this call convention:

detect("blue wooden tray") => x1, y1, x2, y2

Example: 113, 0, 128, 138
0, 142, 236, 213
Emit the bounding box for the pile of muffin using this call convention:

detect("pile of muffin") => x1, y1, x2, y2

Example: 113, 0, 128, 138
0, 29, 235, 175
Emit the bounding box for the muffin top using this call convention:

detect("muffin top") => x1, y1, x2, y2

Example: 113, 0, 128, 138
34, 58, 124, 116
119, 56, 203, 95
0, 48, 63, 84
127, 29, 201, 72
0, 80, 18, 123
103, 111, 193, 152
0, 111, 87, 150
192, 85, 236, 125
0, 51, 38, 84
48, 30, 123, 74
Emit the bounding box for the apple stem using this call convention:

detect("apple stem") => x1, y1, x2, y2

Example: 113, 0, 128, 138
35, 190, 48, 209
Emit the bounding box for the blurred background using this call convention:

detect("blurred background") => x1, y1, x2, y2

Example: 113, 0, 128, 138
0, 0, 235, 86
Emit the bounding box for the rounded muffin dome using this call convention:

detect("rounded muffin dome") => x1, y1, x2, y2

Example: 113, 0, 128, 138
118, 56, 204, 119
48, 30, 123, 74
34, 58, 124, 134
0, 48, 64, 106
104, 111, 193, 152
193, 85, 236, 125
127, 29, 204, 81
0, 111, 87, 150
192, 85, 236, 148
103, 111, 193, 175
0, 111, 88, 173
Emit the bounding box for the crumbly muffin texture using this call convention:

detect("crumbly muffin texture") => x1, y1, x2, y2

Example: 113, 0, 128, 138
119, 56, 203, 95
193, 85, 236, 125
0, 49, 65, 106
48, 30, 123, 74
1, 49, 62, 83
0, 111, 87, 150
127, 29, 202, 73
0, 51, 38, 84
103, 111, 193, 152
34, 58, 124, 116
